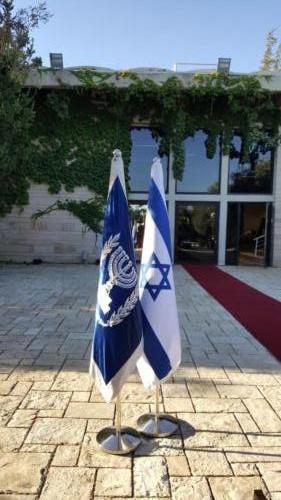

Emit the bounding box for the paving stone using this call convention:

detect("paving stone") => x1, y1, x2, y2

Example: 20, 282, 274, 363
25, 417, 86, 444
170, 477, 212, 500
0, 452, 50, 493
166, 455, 191, 476
21, 390, 71, 410
32, 381, 52, 390
164, 397, 194, 412
52, 445, 80, 466
174, 364, 199, 379
89, 385, 105, 402
121, 383, 158, 403
0, 395, 23, 425
187, 380, 219, 398
226, 447, 281, 463
9, 367, 57, 382
10, 381, 32, 396
234, 412, 260, 433
192, 398, 246, 413
40, 467, 96, 499
227, 372, 279, 386
197, 366, 228, 379
187, 449, 232, 476
0, 428, 26, 452
21, 443, 56, 453
162, 382, 189, 398
243, 399, 281, 432
231, 463, 259, 476
257, 462, 281, 492
95, 468, 132, 497
8, 409, 37, 428
216, 384, 263, 399
185, 431, 248, 448
51, 372, 93, 391
0, 381, 16, 395
208, 476, 267, 500
259, 385, 281, 401
59, 339, 89, 355
134, 457, 169, 497
87, 419, 112, 433
0, 495, 36, 499
79, 433, 131, 468
38, 409, 64, 417
0, 359, 19, 374
247, 433, 281, 447
179, 412, 242, 432
118, 402, 150, 426
135, 435, 184, 456
65, 402, 114, 419
34, 354, 65, 367
71, 391, 90, 402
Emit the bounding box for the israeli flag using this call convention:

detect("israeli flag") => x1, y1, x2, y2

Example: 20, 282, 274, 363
137, 158, 181, 388
90, 150, 143, 402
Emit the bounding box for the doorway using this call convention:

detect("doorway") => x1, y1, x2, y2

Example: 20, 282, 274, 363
226, 202, 271, 266
175, 202, 218, 263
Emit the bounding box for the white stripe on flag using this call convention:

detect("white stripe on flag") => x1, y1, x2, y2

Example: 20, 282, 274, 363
137, 158, 181, 388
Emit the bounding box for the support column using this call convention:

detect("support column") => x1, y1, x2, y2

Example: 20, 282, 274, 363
272, 130, 281, 267
218, 155, 229, 265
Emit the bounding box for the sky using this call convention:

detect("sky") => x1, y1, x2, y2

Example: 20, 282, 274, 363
13, 0, 281, 73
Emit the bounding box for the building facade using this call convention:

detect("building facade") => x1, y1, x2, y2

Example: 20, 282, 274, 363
0, 68, 281, 266
129, 126, 281, 267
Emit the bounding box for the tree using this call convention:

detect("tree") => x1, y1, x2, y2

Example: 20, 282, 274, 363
0, 1, 50, 69
260, 28, 281, 71
0, 1, 50, 216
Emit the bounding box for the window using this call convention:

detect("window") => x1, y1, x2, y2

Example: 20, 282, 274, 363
128, 128, 168, 192
176, 130, 221, 193
228, 135, 273, 194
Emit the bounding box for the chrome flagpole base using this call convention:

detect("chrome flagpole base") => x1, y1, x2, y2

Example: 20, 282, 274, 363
137, 385, 178, 437
96, 426, 141, 454
96, 393, 141, 454
137, 413, 178, 437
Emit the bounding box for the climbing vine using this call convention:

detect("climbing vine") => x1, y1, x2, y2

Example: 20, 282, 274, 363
1, 66, 281, 230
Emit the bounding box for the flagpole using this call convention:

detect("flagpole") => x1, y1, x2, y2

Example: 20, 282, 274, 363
92, 148, 142, 455
97, 389, 141, 454
155, 384, 160, 433
116, 393, 122, 448
137, 384, 178, 437
135, 157, 181, 438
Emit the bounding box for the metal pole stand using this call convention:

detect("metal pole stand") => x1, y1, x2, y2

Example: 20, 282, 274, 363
137, 384, 178, 437
96, 393, 141, 454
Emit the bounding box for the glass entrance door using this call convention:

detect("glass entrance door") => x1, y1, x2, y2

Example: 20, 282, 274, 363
226, 202, 271, 266
175, 203, 218, 263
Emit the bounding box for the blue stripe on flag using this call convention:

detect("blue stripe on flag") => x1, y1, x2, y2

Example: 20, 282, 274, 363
141, 308, 172, 380
148, 179, 172, 258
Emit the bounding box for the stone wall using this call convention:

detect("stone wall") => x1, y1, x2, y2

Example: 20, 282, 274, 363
0, 184, 100, 263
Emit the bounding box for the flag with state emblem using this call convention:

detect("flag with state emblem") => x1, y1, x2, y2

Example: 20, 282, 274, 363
90, 149, 143, 402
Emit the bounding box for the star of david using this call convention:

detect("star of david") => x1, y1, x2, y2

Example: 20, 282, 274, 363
140, 252, 171, 301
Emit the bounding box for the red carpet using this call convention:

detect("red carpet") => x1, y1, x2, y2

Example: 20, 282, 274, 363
183, 264, 281, 361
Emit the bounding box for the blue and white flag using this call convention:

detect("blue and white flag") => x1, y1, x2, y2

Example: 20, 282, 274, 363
90, 149, 143, 402
137, 158, 181, 388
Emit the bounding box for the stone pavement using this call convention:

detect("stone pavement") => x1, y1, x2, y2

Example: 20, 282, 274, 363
0, 263, 280, 499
